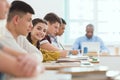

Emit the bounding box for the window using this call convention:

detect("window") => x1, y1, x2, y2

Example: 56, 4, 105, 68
63, 0, 120, 45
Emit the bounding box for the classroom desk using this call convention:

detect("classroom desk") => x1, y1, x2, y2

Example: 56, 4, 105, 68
44, 55, 120, 71
99, 55, 120, 80
58, 64, 108, 80
43, 62, 81, 70
60, 55, 120, 80
43, 56, 88, 70
99, 55, 120, 70
43, 56, 120, 75
9, 70, 72, 80
57, 55, 120, 80
8, 55, 120, 80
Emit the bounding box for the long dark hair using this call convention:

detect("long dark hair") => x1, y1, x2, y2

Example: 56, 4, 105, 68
27, 18, 47, 49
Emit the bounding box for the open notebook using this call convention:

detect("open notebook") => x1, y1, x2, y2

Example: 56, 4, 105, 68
56, 56, 89, 63
56, 58, 81, 63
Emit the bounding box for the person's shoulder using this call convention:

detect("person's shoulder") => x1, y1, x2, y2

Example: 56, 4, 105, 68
93, 35, 102, 40
40, 35, 48, 42
17, 35, 27, 42
95, 35, 101, 38
40, 35, 50, 45
74, 36, 85, 42
18, 35, 26, 38
77, 36, 86, 40
77, 36, 84, 39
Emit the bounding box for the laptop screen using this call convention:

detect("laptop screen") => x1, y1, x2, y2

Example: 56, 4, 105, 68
81, 42, 100, 53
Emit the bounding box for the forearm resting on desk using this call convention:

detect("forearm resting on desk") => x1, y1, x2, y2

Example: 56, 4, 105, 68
0, 51, 39, 77
2, 46, 25, 57
2, 46, 42, 62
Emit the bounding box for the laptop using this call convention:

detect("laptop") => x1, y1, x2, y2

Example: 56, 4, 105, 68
81, 42, 100, 53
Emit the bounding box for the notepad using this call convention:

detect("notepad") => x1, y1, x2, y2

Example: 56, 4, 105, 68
56, 58, 80, 63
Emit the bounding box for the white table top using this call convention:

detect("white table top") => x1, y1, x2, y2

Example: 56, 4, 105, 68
8, 70, 71, 80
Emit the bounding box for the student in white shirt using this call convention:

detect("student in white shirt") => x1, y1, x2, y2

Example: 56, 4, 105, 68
0, 1, 43, 62
53, 18, 66, 50
0, 0, 43, 79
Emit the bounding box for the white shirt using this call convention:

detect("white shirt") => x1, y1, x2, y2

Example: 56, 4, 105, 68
50, 36, 65, 50
17, 35, 43, 62
0, 27, 43, 62
40, 39, 49, 45
0, 19, 6, 38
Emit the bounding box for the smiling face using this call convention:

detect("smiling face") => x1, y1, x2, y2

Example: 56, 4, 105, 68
31, 22, 48, 42
0, 0, 9, 19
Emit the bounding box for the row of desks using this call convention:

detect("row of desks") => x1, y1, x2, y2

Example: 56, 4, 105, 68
9, 55, 120, 80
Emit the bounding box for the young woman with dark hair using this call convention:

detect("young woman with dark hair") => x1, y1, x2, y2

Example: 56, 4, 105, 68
27, 18, 60, 62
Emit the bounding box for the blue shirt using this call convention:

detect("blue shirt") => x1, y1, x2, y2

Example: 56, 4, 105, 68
72, 35, 108, 53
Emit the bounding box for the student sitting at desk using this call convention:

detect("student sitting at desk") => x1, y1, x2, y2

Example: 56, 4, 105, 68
72, 24, 109, 54
40, 13, 78, 57
0, 0, 43, 79
51, 18, 66, 50
27, 18, 60, 62
0, 0, 43, 62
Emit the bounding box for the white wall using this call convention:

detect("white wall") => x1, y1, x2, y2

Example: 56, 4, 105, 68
8, 0, 65, 18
